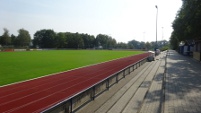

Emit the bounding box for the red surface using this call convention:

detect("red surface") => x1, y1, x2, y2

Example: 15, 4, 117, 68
0, 53, 150, 113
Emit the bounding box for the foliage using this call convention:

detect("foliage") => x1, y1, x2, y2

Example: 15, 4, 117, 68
10, 34, 16, 45
116, 42, 129, 49
33, 30, 117, 49
0, 28, 169, 50
81, 33, 95, 49
33, 29, 56, 48
170, 0, 201, 49
95, 34, 116, 49
145, 42, 152, 50
160, 45, 170, 51
33, 30, 95, 49
127, 39, 168, 50
55, 32, 66, 48
66, 32, 84, 48
0, 28, 11, 46
0, 28, 31, 48
16, 29, 31, 47
128, 40, 140, 49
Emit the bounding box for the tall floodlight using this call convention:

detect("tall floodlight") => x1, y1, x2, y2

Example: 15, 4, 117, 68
155, 5, 158, 52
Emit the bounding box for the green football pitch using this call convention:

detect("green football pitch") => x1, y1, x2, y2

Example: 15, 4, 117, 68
0, 50, 144, 86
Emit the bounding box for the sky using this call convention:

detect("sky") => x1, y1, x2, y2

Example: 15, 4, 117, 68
0, 0, 182, 43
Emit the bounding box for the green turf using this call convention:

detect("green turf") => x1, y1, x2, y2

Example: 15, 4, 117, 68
0, 50, 144, 86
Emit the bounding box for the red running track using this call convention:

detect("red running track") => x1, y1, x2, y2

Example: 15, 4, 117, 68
0, 53, 150, 113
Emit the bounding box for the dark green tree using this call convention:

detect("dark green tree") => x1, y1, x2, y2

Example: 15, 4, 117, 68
33, 29, 56, 48
10, 34, 16, 46
128, 40, 140, 49
65, 32, 84, 49
81, 34, 95, 49
95, 34, 108, 48
88, 35, 96, 48
55, 32, 66, 48
107, 37, 116, 49
0, 28, 11, 46
170, 0, 201, 48
116, 42, 128, 49
145, 42, 151, 50
16, 29, 31, 47
95, 34, 116, 49
75, 32, 84, 49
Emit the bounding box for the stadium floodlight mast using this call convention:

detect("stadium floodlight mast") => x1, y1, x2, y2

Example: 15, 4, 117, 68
155, 5, 158, 54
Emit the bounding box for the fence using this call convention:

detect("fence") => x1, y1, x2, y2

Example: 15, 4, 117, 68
42, 57, 148, 113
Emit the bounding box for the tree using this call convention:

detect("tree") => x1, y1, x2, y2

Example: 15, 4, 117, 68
116, 42, 128, 49
33, 29, 56, 48
74, 32, 84, 49
140, 41, 146, 49
55, 32, 66, 48
95, 34, 116, 49
16, 29, 31, 47
10, 34, 16, 46
170, 0, 201, 48
107, 37, 116, 49
145, 42, 151, 50
88, 35, 95, 48
95, 34, 108, 48
127, 43, 134, 49
181, 0, 201, 39
81, 34, 95, 49
170, 32, 179, 50
0, 28, 11, 46
128, 40, 140, 49
65, 32, 84, 49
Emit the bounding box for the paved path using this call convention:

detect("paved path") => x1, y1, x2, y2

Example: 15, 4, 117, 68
164, 50, 201, 113
78, 50, 201, 113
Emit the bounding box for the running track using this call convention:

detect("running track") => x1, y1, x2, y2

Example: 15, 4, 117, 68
0, 53, 150, 113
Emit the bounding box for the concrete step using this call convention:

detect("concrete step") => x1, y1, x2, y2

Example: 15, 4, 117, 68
77, 60, 155, 113
105, 61, 160, 113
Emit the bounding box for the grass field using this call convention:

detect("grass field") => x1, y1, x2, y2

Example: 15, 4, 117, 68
0, 50, 144, 86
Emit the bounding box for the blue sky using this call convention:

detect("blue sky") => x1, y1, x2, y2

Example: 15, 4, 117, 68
0, 0, 182, 43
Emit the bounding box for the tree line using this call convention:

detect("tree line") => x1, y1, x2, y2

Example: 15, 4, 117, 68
33, 30, 116, 49
0, 28, 31, 48
0, 28, 168, 50
170, 0, 201, 49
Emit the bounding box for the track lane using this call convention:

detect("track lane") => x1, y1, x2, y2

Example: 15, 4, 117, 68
0, 53, 145, 96
0, 53, 150, 113
0, 56, 132, 99
0, 56, 137, 106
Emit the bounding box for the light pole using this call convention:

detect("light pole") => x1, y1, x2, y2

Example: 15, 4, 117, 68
155, 5, 158, 53
162, 27, 164, 40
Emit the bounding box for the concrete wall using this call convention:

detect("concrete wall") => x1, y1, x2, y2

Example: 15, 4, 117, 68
130, 66, 134, 72
72, 89, 92, 111
95, 81, 107, 96
125, 68, 130, 76
117, 71, 124, 80
47, 102, 70, 113
14, 49, 26, 51
109, 76, 117, 86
